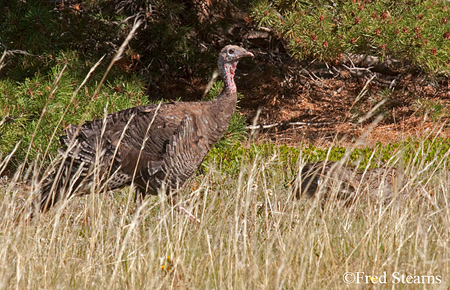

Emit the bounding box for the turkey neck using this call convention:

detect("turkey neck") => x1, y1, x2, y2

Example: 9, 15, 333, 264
221, 61, 237, 93
209, 61, 239, 140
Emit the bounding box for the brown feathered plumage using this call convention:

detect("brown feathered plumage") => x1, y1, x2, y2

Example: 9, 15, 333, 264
292, 161, 406, 205
292, 161, 358, 202
40, 45, 253, 211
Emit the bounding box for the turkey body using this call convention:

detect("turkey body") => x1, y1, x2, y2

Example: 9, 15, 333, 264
292, 161, 406, 205
293, 161, 358, 202
40, 45, 253, 211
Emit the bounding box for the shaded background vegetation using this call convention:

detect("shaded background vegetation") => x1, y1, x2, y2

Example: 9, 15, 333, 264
0, 0, 253, 169
1, 0, 450, 170
1, 3, 450, 288
253, 0, 450, 72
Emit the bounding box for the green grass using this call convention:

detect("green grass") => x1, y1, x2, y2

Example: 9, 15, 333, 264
0, 58, 149, 170
2, 59, 449, 287
1, 3, 450, 286
1, 64, 450, 289
1, 136, 449, 289
204, 134, 450, 179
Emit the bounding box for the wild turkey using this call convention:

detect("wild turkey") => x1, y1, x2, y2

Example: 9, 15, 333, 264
292, 161, 359, 203
40, 45, 254, 212
292, 161, 406, 205
357, 166, 405, 204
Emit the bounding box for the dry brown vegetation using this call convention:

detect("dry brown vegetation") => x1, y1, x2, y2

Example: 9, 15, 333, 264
1, 140, 450, 289
2, 3, 450, 288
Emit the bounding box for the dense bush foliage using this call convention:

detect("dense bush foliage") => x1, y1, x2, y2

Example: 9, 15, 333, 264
1, 4, 450, 288
0, 62, 248, 170
0, 0, 231, 82
252, 0, 450, 74
0, 55, 148, 168
1, 0, 450, 171
0, 1, 249, 169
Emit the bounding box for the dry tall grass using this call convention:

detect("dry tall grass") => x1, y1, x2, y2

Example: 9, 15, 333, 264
1, 19, 448, 290
0, 143, 449, 289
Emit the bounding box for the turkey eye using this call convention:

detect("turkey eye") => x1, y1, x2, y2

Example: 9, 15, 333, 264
227, 48, 235, 55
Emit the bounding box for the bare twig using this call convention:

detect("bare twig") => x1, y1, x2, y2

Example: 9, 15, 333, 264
347, 74, 376, 115
245, 121, 337, 130
0, 50, 7, 71
342, 63, 374, 73
0, 115, 12, 128
0, 49, 33, 71
90, 19, 143, 102
202, 70, 219, 100
358, 99, 387, 124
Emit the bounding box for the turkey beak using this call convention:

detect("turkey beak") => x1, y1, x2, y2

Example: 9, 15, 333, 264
245, 51, 254, 58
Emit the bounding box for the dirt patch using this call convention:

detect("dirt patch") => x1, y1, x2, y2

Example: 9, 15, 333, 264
236, 55, 450, 148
